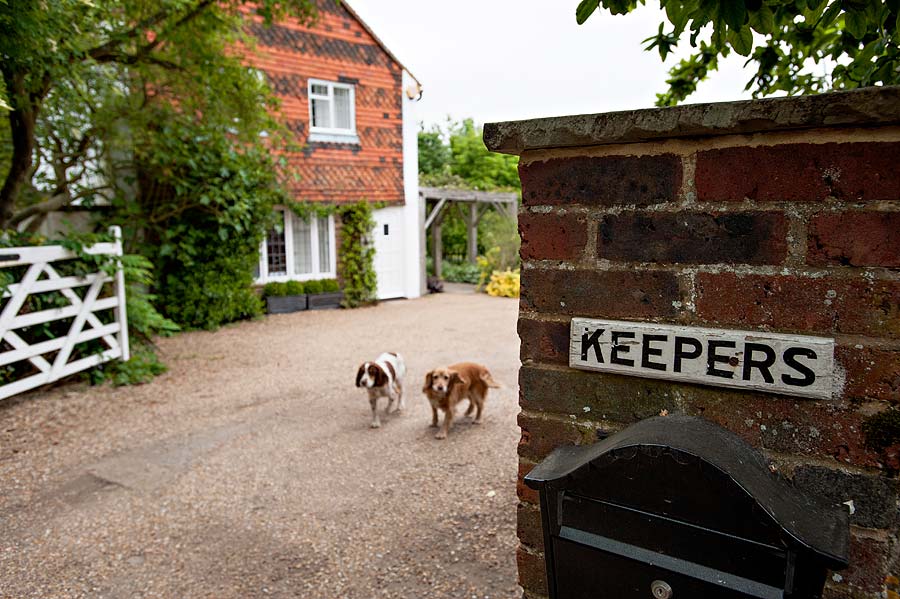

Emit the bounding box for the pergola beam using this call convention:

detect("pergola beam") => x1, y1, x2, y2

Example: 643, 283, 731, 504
424, 197, 447, 230
420, 186, 519, 277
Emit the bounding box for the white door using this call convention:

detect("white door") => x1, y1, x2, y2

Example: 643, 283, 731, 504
373, 210, 405, 299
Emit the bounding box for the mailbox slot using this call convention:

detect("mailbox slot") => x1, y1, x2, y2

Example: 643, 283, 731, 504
526, 415, 849, 599
559, 494, 788, 588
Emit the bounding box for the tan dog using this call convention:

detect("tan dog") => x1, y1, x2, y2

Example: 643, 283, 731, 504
422, 362, 500, 439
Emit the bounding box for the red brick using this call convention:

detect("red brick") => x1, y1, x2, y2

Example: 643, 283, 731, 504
518, 460, 540, 504
808, 212, 900, 267
792, 466, 898, 529
837, 345, 900, 403
695, 273, 900, 339
598, 211, 787, 265
519, 212, 588, 261
518, 502, 545, 552
519, 154, 682, 207
681, 388, 882, 468
829, 532, 893, 595
517, 547, 548, 597
696, 142, 900, 202
521, 268, 680, 319
519, 365, 674, 423
518, 318, 569, 366
518, 412, 593, 461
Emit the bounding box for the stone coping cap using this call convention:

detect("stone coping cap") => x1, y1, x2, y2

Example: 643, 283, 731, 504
483, 86, 900, 155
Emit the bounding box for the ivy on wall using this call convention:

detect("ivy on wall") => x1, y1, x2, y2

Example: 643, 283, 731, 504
337, 201, 378, 308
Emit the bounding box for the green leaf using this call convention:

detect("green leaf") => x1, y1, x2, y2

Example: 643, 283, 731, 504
748, 4, 775, 33
844, 9, 868, 38
819, 1, 842, 27
576, 0, 600, 24
728, 25, 754, 55
666, 1, 690, 33
719, 0, 747, 29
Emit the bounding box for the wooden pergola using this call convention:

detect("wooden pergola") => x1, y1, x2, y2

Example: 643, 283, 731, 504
420, 186, 519, 278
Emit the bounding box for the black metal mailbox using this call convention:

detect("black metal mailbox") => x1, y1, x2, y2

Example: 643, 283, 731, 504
525, 415, 849, 599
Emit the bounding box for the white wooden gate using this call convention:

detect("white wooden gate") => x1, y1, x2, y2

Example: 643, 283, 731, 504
0, 226, 129, 400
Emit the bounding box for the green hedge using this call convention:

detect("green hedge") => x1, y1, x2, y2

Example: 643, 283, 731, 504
262, 278, 340, 297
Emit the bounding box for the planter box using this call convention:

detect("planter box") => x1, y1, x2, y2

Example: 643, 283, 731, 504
266, 294, 308, 314
308, 291, 343, 310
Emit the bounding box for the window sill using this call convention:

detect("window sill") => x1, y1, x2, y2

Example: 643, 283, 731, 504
308, 131, 360, 145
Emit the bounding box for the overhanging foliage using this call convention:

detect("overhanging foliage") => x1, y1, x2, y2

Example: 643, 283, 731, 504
576, 0, 900, 105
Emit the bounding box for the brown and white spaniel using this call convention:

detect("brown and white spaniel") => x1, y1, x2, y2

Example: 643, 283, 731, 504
356, 352, 406, 428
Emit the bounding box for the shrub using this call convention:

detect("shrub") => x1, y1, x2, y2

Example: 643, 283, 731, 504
284, 280, 305, 295
127, 111, 284, 330
321, 278, 340, 293
338, 201, 377, 307
159, 252, 263, 329
263, 282, 286, 297
485, 269, 520, 298
304, 279, 323, 294
441, 260, 481, 284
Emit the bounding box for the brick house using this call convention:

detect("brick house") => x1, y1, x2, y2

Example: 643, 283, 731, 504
246, 0, 424, 299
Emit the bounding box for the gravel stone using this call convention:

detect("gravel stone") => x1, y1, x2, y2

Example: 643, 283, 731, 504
0, 291, 522, 598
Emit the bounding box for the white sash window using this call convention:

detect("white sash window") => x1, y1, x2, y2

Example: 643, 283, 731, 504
257, 208, 336, 283
309, 79, 356, 136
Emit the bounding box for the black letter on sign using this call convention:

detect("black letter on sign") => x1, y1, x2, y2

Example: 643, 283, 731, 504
707, 340, 737, 379
581, 328, 605, 363
610, 331, 635, 367
641, 334, 668, 371
742, 343, 776, 383
674, 336, 703, 373
782, 347, 817, 387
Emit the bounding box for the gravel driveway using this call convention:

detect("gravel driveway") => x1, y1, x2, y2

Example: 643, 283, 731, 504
0, 290, 522, 599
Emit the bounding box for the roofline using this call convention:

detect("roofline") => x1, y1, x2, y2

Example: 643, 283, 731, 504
340, 1, 421, 88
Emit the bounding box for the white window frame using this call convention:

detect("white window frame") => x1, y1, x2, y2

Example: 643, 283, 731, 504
308, 79, 356, 136
256, 207, 337, 285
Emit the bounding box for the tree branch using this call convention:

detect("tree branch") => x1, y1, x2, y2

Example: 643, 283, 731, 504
8, 192, 72, 228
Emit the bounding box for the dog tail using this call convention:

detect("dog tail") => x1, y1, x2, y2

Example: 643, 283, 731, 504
481, 369, 501, 389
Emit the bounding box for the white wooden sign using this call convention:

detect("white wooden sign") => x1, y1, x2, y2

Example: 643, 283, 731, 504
570, 318, 836, 400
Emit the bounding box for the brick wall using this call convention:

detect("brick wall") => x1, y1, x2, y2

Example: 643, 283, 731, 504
484, 87, 900, 599
244, 0, 405, 205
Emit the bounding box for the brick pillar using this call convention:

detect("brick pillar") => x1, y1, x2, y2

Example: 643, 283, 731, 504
485, 86, 900, 599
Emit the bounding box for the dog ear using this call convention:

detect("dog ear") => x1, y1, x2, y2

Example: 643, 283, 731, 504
374, 365, 389, 387
355, 365, 366, 387
423, 371, 434, 393
449, 371, 469, 389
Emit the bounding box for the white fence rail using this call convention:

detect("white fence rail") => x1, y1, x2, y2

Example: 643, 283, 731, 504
0, 226, 129, 400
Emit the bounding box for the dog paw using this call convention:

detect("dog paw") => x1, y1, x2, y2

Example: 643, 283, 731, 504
429, 422, 439, 428
370, 421, 381, 429
472, 419, 483, 425
434, 431, 447, 440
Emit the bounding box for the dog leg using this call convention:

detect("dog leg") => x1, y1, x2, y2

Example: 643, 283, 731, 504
430, 405, 438, 428
464, 399, 474, 417
436, 407, 452, 440
370, 395, 381, 428
385, 391, 394, 414
473, 398, 484, 424
395, 382, 404, 412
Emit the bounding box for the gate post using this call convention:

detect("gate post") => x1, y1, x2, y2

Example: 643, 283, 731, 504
110, 225, 129, 362
485, 86, 900, 599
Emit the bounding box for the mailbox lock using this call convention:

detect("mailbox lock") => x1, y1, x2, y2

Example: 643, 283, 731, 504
650, 580, 672, 599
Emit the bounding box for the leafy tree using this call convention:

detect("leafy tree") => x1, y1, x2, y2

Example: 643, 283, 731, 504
576, 0, 900, 106
0, 0, 318, 230
418, 119, 519, 191
417, 124, 451, 179
125, 109, 286, 328
418, 119, 521, 275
